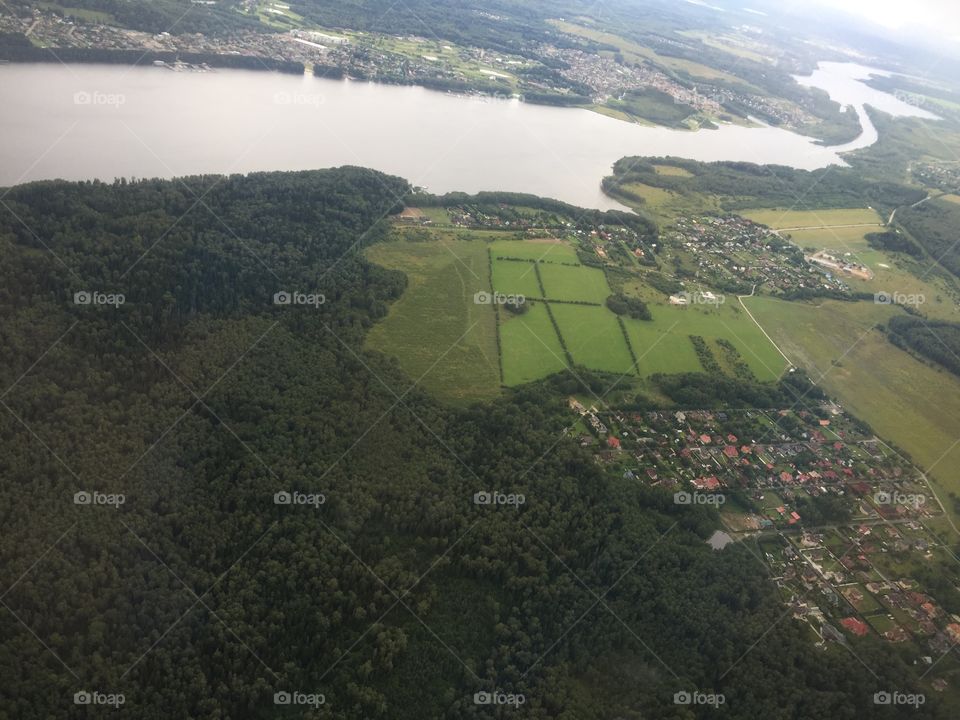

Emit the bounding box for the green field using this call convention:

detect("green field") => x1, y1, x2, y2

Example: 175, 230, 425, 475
627, 301, 787, 380
500, 302, 568, 385
491, 258, 543, 299
742, 207, 883, 230
539, 263, 611, 303
490, 238, 579, 263
784, 225, 960, 322
746, 296, 960, 523
552, 304, 635, 374
364, 238, 501, 404
623, 316, 702, 375
653, 164, 694, 177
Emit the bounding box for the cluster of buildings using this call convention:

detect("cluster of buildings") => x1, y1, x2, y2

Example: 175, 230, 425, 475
668, 215, 850, 295
571, 398, 957, 682
912, 161, 960, 193
775, 521, 958, 682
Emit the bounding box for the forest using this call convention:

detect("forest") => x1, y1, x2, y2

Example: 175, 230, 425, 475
0, 169, 950, 718
896, 199, 960, 279
887, 315, 960, 378
603, 156, 927, 212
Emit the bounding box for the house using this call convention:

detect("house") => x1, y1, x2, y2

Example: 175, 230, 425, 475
840, 617, 870, 636
606, 436, 621, 450
693, 475, 721, 491
723, 445, 738, 459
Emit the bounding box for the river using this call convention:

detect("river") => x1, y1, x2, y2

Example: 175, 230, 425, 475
0, 61, 937, 209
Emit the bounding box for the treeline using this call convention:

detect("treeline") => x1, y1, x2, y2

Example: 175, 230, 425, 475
411, 189, 658, 239
603, 156, 926, 212
0, 32, 305, 73
606, 293, 651, 321
887, 315, 960, 377
866, 229, 923, 258
649, 368, 827, 410
896, 198, 960, 278
7, 0, 266, 36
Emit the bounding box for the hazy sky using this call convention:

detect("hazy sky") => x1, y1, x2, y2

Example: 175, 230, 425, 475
817, 0, 960, 39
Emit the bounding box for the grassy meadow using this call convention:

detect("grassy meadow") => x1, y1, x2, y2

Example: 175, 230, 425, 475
746, 296, 960, 520
364, 237, 501, 404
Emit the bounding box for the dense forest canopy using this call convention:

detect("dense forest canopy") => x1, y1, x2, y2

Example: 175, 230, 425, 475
0, 168, 947, 718
603, 156, 927, 212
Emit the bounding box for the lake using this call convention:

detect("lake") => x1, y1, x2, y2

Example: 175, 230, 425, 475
0, 61, 936, 209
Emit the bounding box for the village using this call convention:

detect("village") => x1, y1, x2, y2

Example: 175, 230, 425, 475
666, 214, 852, 295
567, 396, 960, 684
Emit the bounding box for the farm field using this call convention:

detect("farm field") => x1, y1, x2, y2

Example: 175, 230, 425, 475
653, 164, 694, 177
491, 258, 543, 299
745, 296, 960, 521
490, 238, 579, 263
364, 237, 501, 404
785, 226, 960, 321
539, 263, 611, 303
742, 207, 884, 229
551, 304, 635, 374
500, 302, 568, 385
630, 302, 788, 380
623, 315, 702, 376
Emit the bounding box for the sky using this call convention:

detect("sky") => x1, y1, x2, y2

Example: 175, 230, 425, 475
816, 0, 960, 40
